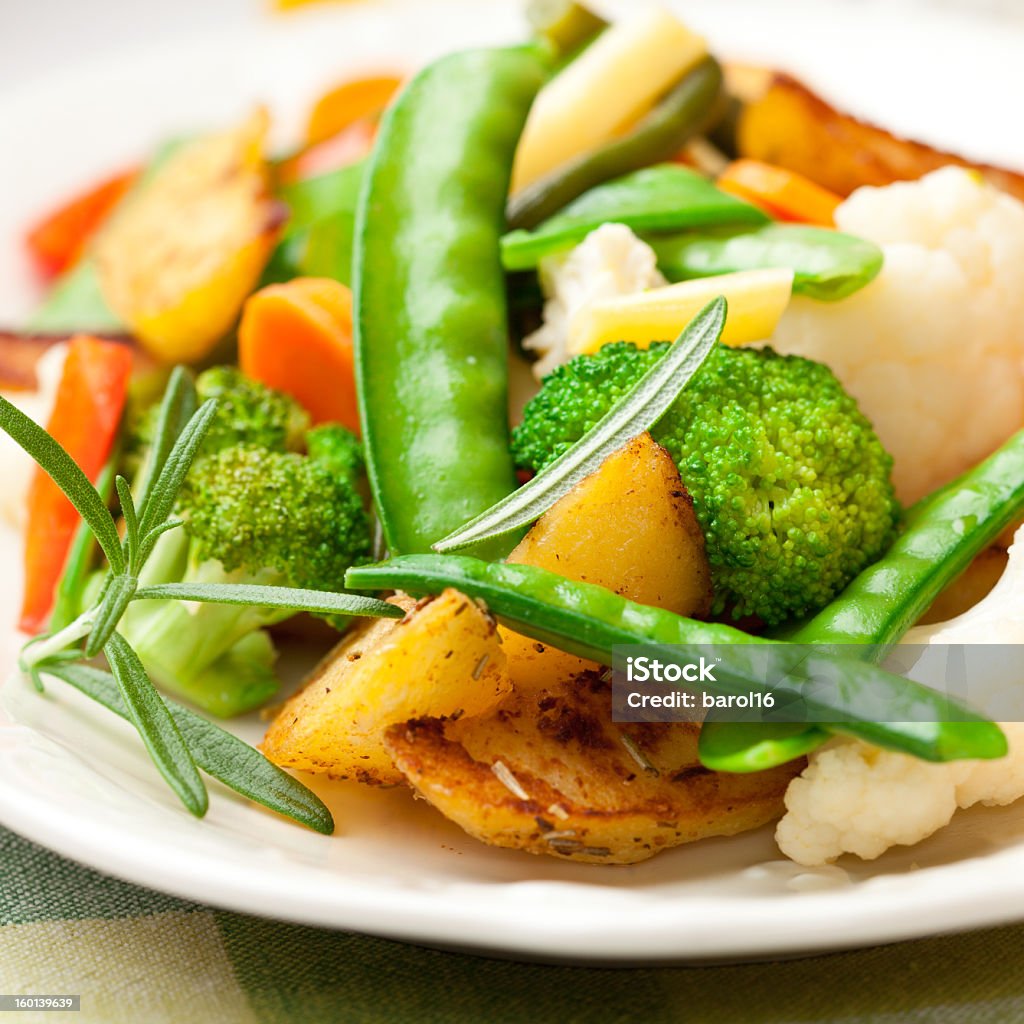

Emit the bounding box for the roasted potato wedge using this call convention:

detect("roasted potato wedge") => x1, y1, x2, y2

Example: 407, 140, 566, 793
503, 433, 712, 689
386, 674, 798, 864
738, 73, 1024, 201
95, 109, 280, 363
261, 590, 511, 785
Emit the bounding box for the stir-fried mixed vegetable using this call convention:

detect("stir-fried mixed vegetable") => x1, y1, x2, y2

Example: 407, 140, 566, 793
4, 0, 1024, 869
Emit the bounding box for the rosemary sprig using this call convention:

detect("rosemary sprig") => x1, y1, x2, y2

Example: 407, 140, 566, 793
433, 297, 725, 552
43, 662, 334, 834
104, 630, 208, 817
2, 369, 400, 829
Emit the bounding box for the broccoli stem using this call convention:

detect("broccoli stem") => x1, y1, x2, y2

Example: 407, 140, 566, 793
118, 532, 292, 717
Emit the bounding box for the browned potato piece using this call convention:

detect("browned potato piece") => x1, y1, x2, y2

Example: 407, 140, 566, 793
385, 674, 798, 864
95, 109, 280, 363
738, 73, 1024, 201
917, 547, 1008, 625
503, 433, 712, 689
261, 591, 511, 785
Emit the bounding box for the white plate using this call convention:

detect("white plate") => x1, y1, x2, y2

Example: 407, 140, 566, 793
2, 0, 1024, 964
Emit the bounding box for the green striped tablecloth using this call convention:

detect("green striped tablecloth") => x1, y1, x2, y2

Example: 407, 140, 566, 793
2, 826, 1024, 1023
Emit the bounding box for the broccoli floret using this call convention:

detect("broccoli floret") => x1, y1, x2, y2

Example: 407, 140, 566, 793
179, 446, 370, 592
118, 368, 370, 717
195, 366, 309, 454
306, 423, 365, 488
512, 343, 900, 625
124, 366, 309, 467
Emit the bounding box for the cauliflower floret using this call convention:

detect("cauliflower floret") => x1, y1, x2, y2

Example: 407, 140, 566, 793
777, 726, 1024, 867
523, 223, 665, 379
769, 167, 1024, 504
0, 343, 67, 529
778, 525, 1024, 866
776, 739, 964, 865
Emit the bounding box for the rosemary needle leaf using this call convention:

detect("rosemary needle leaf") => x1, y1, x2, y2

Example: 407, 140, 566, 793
104, 631, 208, 818
50, 454, 118, 632
43, 662, 334, 834
0, 394, 124, 575
136, 366, 198, 510
115, 475, 139, 572
138, 518, 186, 564
138, 398, 218, 540
133, 581, 403, 620
433, 296, 726, 552
85, 574, 138, 658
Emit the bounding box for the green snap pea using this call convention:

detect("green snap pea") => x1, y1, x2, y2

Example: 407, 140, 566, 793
697, 721, 832, 774
353, 46, 548, 556
796, 428, 1024, 652
345, 554, 1006, 764
505, 57, 726, 232
502, 163, 766, 271
650, 223, 884, 302
704, 428, 1024, 772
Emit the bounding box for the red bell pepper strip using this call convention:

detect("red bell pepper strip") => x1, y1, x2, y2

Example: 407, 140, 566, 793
25, 169, 138, 279
19, 336, 133, 633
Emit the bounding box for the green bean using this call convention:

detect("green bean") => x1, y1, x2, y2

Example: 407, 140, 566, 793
346, 554, 1006, 763
527, 0, 607, 57
505, 57, 725, 232
651, 223, 883, 302
353, 46, 548, 556
704, 428, 1024, 771
502, 163, 766, 272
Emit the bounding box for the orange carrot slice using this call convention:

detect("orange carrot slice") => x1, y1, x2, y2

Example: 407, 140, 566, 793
239, 278, 359, 432
717, 159, 842, 226
305, 74, 403, 147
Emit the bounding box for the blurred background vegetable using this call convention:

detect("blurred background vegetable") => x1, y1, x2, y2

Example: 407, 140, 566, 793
94, 110, 280, 364
511, 7, 707, 193
502, 164, 767, 271
25, 168, 138, 281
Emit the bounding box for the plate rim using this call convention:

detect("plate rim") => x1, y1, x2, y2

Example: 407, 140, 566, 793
4, 694, 1024, 964
4, 0, 1024, 964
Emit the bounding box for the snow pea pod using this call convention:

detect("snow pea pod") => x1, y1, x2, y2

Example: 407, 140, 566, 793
346, 554, 1006, 763
262, 161, 366, 287
353, 46, 548, 556
704, 428, 1024, 771
796, 428, 1024, 652
502, 163, 766, 271
505, 57, 726, 232
697, 721, 831, 774
651, 223, 883, 302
